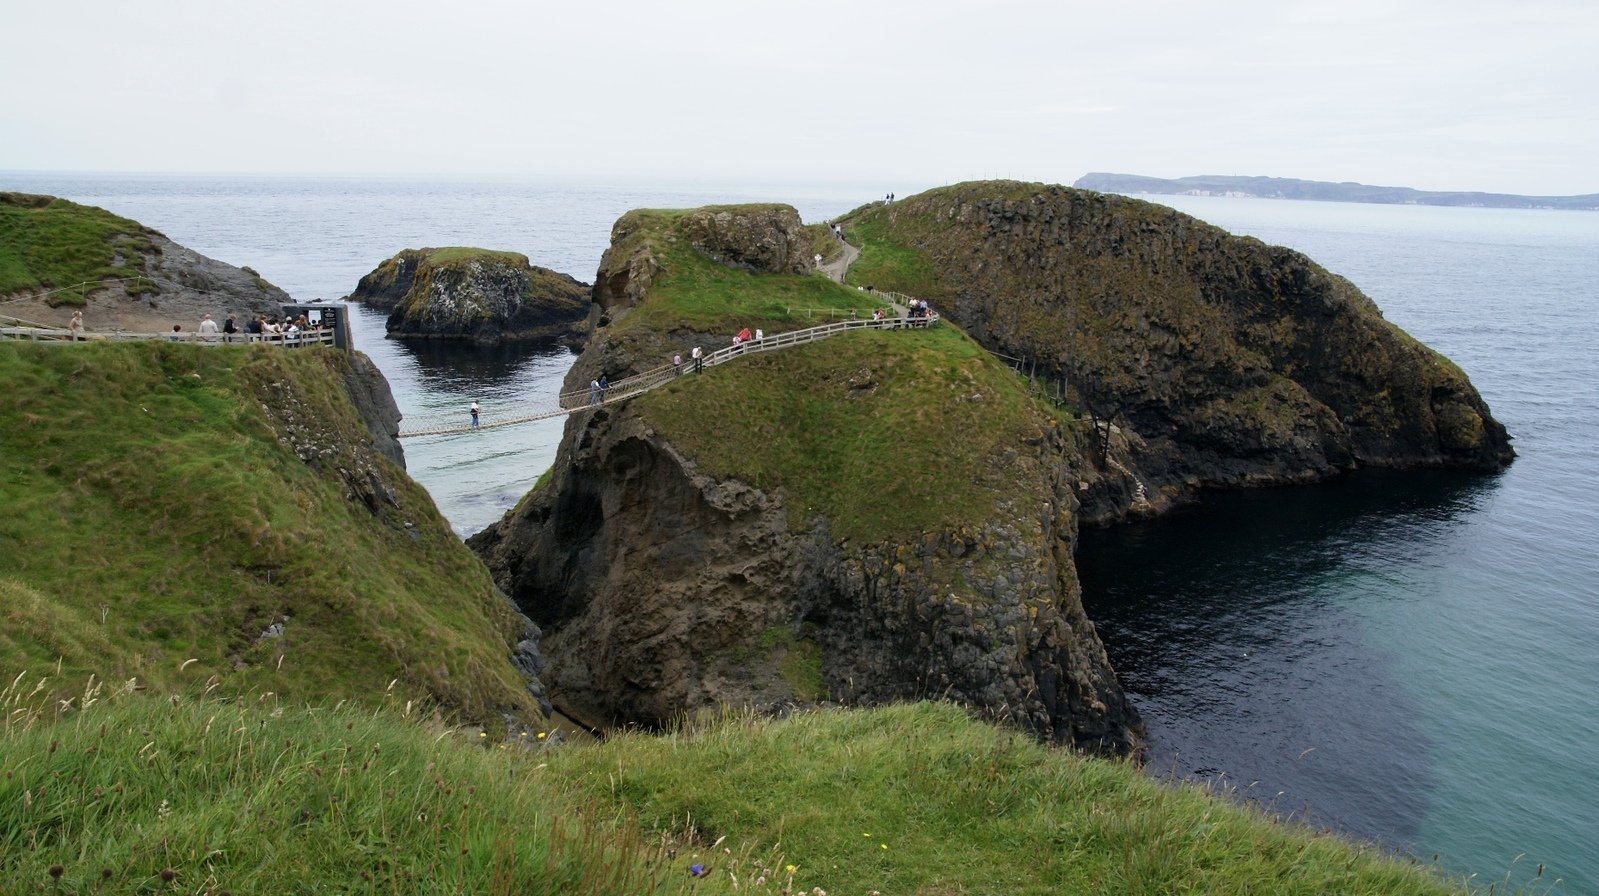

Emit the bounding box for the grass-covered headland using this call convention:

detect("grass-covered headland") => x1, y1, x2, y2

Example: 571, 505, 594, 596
0, 341, 542, 725
0, 193, 159, 306
2, 682, 1476, 896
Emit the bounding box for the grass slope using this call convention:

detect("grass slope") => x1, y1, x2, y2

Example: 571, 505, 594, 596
607, 208, 887, 337
0, 193, 159, 306
1, 688, 1475, 896
598, 204, 1078, 541
640, 325, 1066, 541
0, 341, 541, 726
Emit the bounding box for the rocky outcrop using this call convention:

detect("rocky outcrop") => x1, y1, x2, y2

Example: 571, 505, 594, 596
469, 400, 1141, 754
591, 205, 812, 324
840, 182, 1513, 521
0, 192, 290, 332
337, 350, 406, 469
679, 204, 812, 275
471, 199, 1143, 756
348, 248, 589, 346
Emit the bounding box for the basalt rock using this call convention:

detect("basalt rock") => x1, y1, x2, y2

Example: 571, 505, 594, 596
469, 400, 1141, 755
840, 181, 1513, 522
349, 248, 589, 346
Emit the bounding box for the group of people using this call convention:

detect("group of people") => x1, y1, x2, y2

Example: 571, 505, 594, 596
158, 312, 325, 344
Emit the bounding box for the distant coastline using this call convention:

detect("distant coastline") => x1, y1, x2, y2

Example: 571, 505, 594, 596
1074, 173, 1599, 211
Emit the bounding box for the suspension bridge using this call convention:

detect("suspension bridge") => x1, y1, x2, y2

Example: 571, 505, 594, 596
397, 301, 937, 438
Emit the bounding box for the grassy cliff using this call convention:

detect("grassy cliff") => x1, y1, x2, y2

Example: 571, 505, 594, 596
0, 341, 542, 726
0, 193, 159, 305
1, 688, 1472, 895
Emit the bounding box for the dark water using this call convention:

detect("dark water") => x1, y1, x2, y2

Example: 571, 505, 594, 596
1081, 196, 1599, 893
1079, 470, 1492, 844
5, 173, 1595, 891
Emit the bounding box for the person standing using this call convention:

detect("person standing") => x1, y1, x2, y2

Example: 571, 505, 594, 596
67, 310, 84, 341
691, 345, 703, 373
470, 401, 480, 428
589, 378, 601, 405
672, 353, 683, 376
198, 313, 220, 342
222, 314, 238, 342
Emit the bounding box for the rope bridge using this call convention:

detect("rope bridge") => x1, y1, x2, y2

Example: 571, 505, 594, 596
398, 305, 937, 438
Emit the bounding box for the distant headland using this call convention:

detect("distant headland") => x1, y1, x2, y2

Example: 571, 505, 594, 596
1074, 173, 1599, 211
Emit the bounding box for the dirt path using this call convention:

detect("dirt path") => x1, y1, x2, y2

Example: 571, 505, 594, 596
818, 238, 859, 284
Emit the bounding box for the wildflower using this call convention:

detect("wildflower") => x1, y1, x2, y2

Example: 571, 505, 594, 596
48, 865, 64, 879
880, 843, 888, 850
785, 864, 797, 874
478, 732, 487, 738
690, 864, 706, 877
537, 732, 547, 740
862, 832, 871, 838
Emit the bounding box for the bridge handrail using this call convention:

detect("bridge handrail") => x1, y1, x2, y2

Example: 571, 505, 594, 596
1, 326, 336, 347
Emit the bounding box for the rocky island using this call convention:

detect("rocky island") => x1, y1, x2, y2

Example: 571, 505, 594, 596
471, 181, 1510, 758
348, 246, 589, 346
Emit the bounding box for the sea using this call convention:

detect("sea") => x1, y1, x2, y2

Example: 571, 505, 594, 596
5, 172, 1596, 894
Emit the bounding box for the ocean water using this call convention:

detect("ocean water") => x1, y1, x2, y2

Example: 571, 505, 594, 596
5, 173, 1596, 892
1082, 195, 1599, 893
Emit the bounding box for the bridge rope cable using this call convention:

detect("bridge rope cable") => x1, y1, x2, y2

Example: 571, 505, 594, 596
398, 308, 938, 438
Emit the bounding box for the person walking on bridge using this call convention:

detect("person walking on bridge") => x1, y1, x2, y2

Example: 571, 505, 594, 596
691, 345, 703, 373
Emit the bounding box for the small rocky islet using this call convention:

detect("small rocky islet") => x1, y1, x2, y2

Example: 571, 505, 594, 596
346, 246, 590, 346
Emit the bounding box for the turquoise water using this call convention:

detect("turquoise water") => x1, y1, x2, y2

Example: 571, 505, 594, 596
5, 173, 1595, 892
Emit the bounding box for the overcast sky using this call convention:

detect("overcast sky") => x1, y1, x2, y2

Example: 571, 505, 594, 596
4, 0, 1595, 195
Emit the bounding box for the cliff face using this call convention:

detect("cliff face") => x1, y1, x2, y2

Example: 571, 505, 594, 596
349, 248, 589, 346
469, 383, 1139, 754
842, 182, 1513, 521
471, 202, 1142, 755
0, 341, 548, 724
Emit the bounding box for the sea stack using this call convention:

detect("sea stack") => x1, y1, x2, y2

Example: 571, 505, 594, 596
348, 247, 589, 346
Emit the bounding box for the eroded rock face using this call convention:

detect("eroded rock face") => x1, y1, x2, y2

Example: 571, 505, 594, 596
847, 183, 1513, 520
469, 402, 1141, 754
679, 205, 812, 275
349, 248, 589, 346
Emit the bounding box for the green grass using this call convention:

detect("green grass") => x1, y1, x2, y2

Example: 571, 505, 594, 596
638, 326, 1048, 541
413, 246, 529, 266
604, 208, 889, 337
1, 686, 1481, 896
0, 341, 541, 726
559, 703, 1480, 896
840, 213, 944, 299
0, 193, 159, 306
